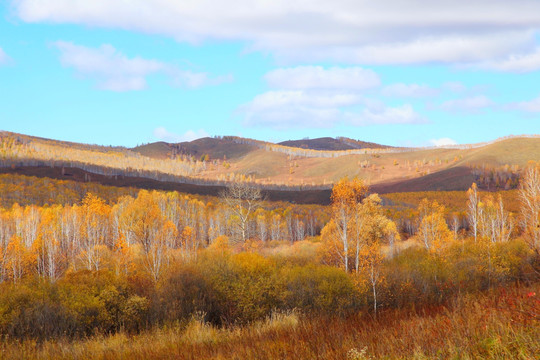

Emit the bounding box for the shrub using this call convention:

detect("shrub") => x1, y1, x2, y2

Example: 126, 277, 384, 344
282, 264, 358, 314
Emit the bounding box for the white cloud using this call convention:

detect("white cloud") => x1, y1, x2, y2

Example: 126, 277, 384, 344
0, 48, 10, 65
442, 82, 467, 93
430, 138, 458, 147
239, 90, 346, 128
265, 66, 380, 90
510, 95, 540, 113
314, 33, 533, 66
476, 48, 540, 72
239, 65, 426, 129
246, 90, 362, 109
439, 95, 493, 113
153, 127, 209, 143
346, 104, 426, 126
172, 71, 233, 89
242, 105, 341, 129
239, 90, 425, 129
13, 1, 540, 68
54, 41, 230, 91
382, 83, 439, 98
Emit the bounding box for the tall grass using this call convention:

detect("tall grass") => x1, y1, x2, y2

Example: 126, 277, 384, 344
1, 284, 537, 360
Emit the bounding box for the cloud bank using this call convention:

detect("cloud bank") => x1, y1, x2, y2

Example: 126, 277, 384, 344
55, 41, 231, 91
153, 127, 209, 143
430, 138, 458, 147
239, 66, 425, 129
439, 95, 493, 113
510, 95, 540, 113
13, 1, 540, 69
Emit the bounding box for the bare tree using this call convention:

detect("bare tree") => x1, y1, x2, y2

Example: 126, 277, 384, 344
220, 183, 263, 243
467, 183, 479, 242
451, 213, 460, 240
519, 164, 540, 252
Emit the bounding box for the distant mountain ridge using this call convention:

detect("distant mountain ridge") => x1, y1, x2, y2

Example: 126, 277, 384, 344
278, 137, 391, 151
132, 137, 257, 160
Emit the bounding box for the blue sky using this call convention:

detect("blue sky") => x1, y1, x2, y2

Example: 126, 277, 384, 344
1, 1, 539, 147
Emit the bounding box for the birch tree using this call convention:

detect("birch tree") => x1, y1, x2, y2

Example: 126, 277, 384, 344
331, 177, 368, 272
467, 183, 480, 242
221, 183, 262, 243
519, 164, 540, 252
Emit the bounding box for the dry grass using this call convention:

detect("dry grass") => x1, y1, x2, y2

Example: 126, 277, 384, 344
457, 137, 540, 167
1, 284, 537, 360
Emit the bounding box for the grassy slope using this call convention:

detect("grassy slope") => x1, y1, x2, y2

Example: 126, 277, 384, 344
279, 137, 356, 150
132, 137, 257, 161
457, 137, 540, 167
132, 142, 172, 159
223, 137, 539, 188
278, 137, 391, 151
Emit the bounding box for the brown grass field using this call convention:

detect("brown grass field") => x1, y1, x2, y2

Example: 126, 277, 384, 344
2, 283, 538, 360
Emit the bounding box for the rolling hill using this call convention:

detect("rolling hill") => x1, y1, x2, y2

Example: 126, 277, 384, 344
0, 131, 538, 203
132, 137, 257, 160
278, 137, 391, 151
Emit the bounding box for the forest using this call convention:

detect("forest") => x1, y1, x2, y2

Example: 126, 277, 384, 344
0, 163, 538, 359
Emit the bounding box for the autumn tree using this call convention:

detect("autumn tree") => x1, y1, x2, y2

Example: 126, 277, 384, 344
7, 234, 27, 282
358, 236, 384, 317
220, 183, 262, 243
255, 208, 269, 242
0, 209, 14, 282
80, 194, 111, 271
330, 177, 368, 272
36, 206, 64, 281
121, 190, 177, 281
355, 194, 399, 316
270, 211, 284, 241
417, 199, 452, 251
478, 195, 513, 243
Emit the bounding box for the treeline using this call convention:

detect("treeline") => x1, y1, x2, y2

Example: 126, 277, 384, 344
382, 189, 523, 239
383, 189, 521, 212
0, 189, 327, 283
0, 173, 138, 207
471, 163, 522, 190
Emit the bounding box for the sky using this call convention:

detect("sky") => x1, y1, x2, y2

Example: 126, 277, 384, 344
1, 1, 540, 148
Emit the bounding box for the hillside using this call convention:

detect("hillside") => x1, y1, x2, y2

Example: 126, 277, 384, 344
1, 131, 538, 201
132, 137, 257, 160
278, 137, 391, 151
